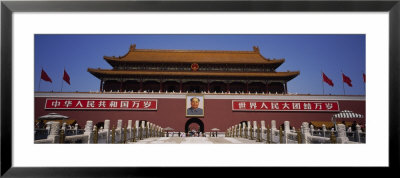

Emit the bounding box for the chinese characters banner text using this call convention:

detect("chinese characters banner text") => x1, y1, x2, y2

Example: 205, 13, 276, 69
232, 100, 339, 112
45, 99, 157, 110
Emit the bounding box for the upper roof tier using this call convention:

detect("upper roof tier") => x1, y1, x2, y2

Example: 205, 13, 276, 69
87, 68, 300, 81
104, 44, 285, 67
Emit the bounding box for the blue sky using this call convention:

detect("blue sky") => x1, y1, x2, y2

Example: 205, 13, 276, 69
35, 34, 365, 95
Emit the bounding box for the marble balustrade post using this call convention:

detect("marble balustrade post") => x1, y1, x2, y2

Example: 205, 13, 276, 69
355, 124, 362, 142
117, 120, 123, 143
301, 122, 311, 144
271, 120, 276, 143
261, 120, 266, 141
84, 120, 94, 143
127, 120, 132, 141
47, 121, 61, 143
336, 124, 349, 143
104, 120, 110, 143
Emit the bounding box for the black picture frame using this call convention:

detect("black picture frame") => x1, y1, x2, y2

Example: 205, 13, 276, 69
1, 0, 399, 177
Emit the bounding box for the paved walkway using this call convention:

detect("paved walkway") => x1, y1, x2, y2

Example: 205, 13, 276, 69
128, 137, 264, 144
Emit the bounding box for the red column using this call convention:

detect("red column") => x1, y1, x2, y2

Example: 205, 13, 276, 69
227, 83, 230, 93
159, 79, 163, 92
207, 81, 210, 93
179, 80, 183, 92
246, 81, 249, 93
100, 79, 103, 92
265, 82, 269, 94
284, 82, 288, 94
140, 80, 143, 92
119, 81, 123, 92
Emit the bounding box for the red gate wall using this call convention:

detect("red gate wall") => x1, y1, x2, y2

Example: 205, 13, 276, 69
35, 96, 365, 132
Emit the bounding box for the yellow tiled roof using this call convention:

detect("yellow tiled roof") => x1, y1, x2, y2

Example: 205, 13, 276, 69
104, 46, 284, 64
88, 68, 300, 79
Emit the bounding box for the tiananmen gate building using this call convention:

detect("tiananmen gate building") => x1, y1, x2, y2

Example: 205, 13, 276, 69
34, 45, 365, 133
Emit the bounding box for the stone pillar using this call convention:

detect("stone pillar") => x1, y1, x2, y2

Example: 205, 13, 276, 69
270, 120, 276, 142
253, 121, 258, 140
150, 124, 154, 137
117, 120, 122, 130
247, 121, 252, 139
284, 121, 290, 144
47, 121, 61, 143
61, 122, 67, 131
147, 123, 151, 137
301, 122, 311, 144
310, 125, 314, 136
336, 124, 349, 143
75, 123, 79, 135
104, 120, 110, 130
322, 124, 327, 138
271, 120, 276, 130
45, 122, 51, 135
154, 124, 157, 137
241, 123, 246, 138
84, 121, 93, 134
141, 121, 146, 138
127, 120, 132, 140
146, 122, 150, 138
244, 124, 248, 138
237, 124, 241, 137
84, 120, 94, 143
261, 120, 266, 141
235, 124, 239, 137
355, 124, 362, 142
127, 120, 132, 129
135, 120, 140, 138
116, 120, 123, 143
151, 123, 155, 137
103, 120, 110, 143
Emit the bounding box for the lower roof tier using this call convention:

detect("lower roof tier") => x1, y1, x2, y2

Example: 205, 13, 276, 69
87, 68, 300, 81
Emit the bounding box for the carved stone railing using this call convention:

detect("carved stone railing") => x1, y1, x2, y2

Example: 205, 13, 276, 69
34, 119, 164, 144
226, 120, 365, 144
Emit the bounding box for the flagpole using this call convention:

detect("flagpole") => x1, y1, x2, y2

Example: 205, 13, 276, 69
61, 67, 64, 92
363, 71, 366, 95
321, 71, 325, 95
39, 67, 43, 91
341, 70, 346, 95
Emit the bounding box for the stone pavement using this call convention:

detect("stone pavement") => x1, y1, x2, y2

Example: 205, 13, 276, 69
128, 137, 263, 144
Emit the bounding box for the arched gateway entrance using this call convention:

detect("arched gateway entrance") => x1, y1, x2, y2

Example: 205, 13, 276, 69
185, 118, 204, 133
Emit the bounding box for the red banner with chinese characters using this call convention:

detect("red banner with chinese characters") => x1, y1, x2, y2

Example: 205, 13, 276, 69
45, 99, 157, 110
232, 100, 339, 112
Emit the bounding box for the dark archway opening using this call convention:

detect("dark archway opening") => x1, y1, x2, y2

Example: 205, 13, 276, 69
185, 118, 204, 133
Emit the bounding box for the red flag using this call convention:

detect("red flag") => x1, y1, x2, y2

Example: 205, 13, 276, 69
363, 73, 366, 83
342, 73, 352, 87
40, 69, 52, 83
63, 69, 70, 85
322, 72, 334, 87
